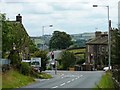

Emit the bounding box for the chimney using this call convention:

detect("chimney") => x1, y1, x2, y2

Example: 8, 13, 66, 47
95, 31, 102, 37
16, 14, 22, 23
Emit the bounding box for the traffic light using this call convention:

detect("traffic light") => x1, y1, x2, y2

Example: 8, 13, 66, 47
51, 51, 54, 59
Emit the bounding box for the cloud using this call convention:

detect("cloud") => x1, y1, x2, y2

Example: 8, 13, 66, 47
0, 0, 119, 36
23, 3, 54, 14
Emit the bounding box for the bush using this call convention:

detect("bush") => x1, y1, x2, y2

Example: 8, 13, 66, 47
61, 51, 76, 70
2, 64, 11, 72
20, 62, 31, 76
38, 72, 52, 79
8, 50, 21, 68
33, 50, 48, 71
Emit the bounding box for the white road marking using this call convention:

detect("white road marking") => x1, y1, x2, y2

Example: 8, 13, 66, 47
75, 78, 78, 79
60, 83, 65, 86
81, 75, 83, 77
61, 77, 64, 78
72, 75, 74, 77
67, 81, 71, 83
72, 79, 74, 81
52, 86, 58, 88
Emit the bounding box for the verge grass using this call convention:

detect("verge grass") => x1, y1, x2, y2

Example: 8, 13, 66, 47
2, 69, 35, 89
39, 72, 52, 79
2, 69, 52, 89
94, 72, 115, 89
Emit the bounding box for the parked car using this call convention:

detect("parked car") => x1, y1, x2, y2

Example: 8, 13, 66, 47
103, 66, 112, 71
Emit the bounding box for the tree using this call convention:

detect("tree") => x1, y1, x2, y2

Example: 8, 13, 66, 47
61, 51, 76, 70
8, 49, 21, 68
49, 31, 73, 50
0, 13, 6, 21
111, 28, 120, 86
2, 15, 37, 59
111, 29, 120, 65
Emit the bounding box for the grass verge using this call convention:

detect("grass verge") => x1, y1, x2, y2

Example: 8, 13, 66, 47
39, 72, 52, 79
94, 71, 115, 89
2, 69, 52, 89
2, 69, 35, 89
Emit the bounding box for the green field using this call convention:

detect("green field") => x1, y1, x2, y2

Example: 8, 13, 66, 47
68, 48, 86, 53
67, 48, 86, 58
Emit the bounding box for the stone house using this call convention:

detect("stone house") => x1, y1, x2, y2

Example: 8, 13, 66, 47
85, 31, 108, 70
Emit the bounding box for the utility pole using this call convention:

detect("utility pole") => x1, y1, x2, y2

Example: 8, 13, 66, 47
42, 25, 53, 50
93, 5, 111, 70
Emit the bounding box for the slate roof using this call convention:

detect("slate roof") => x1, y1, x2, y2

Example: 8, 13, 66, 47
86, 34, 108, 45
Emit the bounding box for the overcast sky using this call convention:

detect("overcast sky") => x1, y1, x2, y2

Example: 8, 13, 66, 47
0, 0, 119, 36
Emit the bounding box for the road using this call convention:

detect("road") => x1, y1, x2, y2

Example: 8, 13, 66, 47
23, 70, 104, 89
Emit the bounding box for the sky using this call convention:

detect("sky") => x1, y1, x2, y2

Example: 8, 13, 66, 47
0, 0, 119, 36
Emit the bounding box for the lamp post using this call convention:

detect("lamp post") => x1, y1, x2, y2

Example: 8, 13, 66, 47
42, 25, 53, 50
93, 5, 111, 70
42, 25, 53, 36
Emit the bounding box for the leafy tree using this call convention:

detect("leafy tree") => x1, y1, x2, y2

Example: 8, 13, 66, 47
8, 49, 21, 68
2, 15, 37, 59
111, 28, 120, 85
111, 29, 120, 65
1, 13, 38, 72
49, 31, 73, 50
29, 40, 39, 53
33, 50, 48, 71
61, 51, 76, 70
0, 13, 6, 21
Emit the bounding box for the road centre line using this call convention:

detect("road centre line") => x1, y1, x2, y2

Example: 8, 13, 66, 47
60, 83, 66, 86
75, 78, 78, 79
52, 75, 83, 88
72, 79, 74, 81
67, 81, 71, 83
52, 86, 58, 88
81, 75, 83, 77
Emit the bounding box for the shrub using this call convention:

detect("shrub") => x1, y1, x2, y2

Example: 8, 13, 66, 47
61, 51, 76, 70
20, 62, 31, 76
8, 50, 21, 68
2, 64, 11, 72
33, 50, 48, 71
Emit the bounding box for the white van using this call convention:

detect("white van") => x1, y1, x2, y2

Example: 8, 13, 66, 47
22, 58, 41, 72
31, 58, 41, 72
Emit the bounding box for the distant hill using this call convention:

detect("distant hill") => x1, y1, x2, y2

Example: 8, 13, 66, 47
30, 32, 95, 49
71, 33, 95, 47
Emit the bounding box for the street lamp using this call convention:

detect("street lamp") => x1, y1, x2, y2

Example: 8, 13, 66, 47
42, 25, 53, 36
93, 5, 111, 70
42, 25, 53, 50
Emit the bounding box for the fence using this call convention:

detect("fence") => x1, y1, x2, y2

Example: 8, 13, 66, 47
1, 59, 11, 72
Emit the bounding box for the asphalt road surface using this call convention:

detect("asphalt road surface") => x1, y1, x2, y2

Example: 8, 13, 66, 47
23, 70, 104, 89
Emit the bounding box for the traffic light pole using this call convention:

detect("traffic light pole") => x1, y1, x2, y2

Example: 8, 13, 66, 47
51, 51, 57, 74
55, 60, 57, 75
